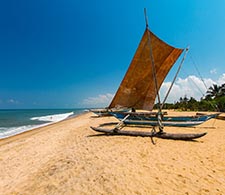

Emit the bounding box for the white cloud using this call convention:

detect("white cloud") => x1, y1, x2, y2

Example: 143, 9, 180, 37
210, 68, 217, 74
82, 93, 114, 108
159, 74, 223, 103
7, 99, 20, 104
218, 73, 225, 85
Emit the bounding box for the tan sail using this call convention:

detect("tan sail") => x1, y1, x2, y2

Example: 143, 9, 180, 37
109, 29, 183, 111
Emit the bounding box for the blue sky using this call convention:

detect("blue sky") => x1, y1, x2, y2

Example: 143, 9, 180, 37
0, 0, 225, 109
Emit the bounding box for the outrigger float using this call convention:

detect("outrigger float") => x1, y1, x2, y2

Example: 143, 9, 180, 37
90, 125, 207, 140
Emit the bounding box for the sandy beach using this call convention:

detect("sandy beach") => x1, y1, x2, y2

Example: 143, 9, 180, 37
0, 111, 225, 195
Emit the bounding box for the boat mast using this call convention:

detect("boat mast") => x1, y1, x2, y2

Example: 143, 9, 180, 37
144, 8, 164, 132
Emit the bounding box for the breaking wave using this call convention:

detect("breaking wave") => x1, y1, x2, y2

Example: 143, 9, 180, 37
31, 112, 74, 122
0, 112, 74, 139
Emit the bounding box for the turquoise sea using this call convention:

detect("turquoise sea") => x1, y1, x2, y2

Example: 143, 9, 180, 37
0, 109, 87, 139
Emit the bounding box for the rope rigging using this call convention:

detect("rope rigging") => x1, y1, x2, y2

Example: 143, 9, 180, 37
176, 54, 219, 111
189, 54, 208, 91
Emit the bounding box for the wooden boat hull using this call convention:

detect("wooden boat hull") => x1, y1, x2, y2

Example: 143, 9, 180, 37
90, 108, 130, 117
110, 112, 220, 127
216, 115, 225, 120
89, 109, 111, 117
90, 126, 207, 140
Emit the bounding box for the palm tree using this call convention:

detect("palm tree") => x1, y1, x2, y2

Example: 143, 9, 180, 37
206, 84, 222, 99
221, 83, 225, 96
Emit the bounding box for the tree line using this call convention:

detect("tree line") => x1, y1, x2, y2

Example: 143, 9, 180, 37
155, 83, 225, 112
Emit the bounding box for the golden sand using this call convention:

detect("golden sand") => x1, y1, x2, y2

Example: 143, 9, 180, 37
0, 111, 224, 195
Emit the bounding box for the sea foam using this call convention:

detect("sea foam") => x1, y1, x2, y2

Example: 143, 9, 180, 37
0, 112, 74, 139
31, 112, 74, 122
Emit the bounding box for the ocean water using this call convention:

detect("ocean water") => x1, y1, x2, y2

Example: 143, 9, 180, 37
0, 109, 86, 139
